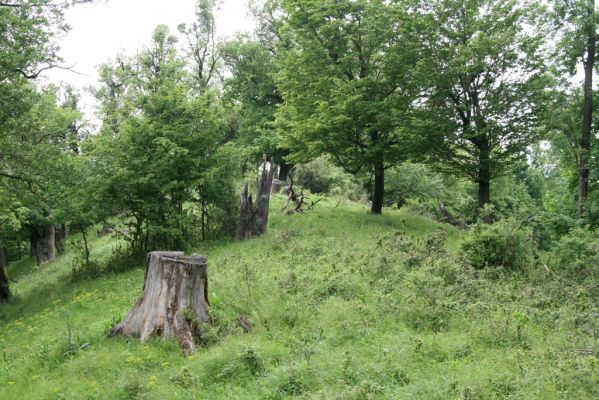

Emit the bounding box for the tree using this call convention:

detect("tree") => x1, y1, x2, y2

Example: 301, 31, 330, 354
0, 1, 86, 296
553, 0, 597, 218
178, 0, 220, 91
91, 25, 237, 252
276, 0, 421, 214
417, 0, 547, 211
220, 0, 292, 180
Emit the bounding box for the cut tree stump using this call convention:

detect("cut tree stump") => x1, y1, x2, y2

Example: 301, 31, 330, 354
108, 251, 210, 353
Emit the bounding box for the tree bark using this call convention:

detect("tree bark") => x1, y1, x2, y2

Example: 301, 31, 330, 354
236, 156, 275, 241
579, 0, 596, 218
35, 225, 55, 265
477, 142, 491, 209
55, 224, 66, 254
0, 237, 9, 301
278, 160, 290, 183
371, 160, 384, 214
108, 251, 210, 353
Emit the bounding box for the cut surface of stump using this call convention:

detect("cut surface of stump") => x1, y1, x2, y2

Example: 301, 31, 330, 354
108, 251, 210, 353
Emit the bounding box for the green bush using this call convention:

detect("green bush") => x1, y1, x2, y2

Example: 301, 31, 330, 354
295, 156, 363, 200
461, 219, 533, 271
295, 157, 334, 193
551, 228, 599, 273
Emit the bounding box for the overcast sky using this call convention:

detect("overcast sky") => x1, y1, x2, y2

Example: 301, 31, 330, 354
42, 0, 256, 123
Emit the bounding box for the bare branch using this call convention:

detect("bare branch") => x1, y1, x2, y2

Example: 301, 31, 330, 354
14, 63, 87, 79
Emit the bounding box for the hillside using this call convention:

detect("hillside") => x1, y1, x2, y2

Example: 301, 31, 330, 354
1, 199, 597, 399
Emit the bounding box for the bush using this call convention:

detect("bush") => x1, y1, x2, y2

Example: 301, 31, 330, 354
295, 156, 363, 200
461, 219, 533, 271
295, 157, 334, 193
551, 228, 599, 273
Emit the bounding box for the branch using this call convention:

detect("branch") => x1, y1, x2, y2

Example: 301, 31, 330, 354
0, 171, 33, 183
14, 63, 87, 79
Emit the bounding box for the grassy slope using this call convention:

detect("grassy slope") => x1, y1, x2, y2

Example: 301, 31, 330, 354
0, 198, 597, 399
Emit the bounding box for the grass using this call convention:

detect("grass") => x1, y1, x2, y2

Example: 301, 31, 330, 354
1, 197, 598, 399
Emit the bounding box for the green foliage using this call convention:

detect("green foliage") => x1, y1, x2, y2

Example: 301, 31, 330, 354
294, 156, 362, 201
277, 0, 423, 213
385, 162, 445, 209
461, 219, 534, 271
551, 227, 599, 274
416, 0, 548, 208
91, 25, 240, 252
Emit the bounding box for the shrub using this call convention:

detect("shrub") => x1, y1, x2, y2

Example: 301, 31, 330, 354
295, 157, 334, 193
295, 156, 363, 200
551, 228, 599, 273
461, 219, 533, 271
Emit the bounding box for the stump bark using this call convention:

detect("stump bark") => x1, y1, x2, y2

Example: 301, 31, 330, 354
108, 251, 210, 353
236, 156, 275, 241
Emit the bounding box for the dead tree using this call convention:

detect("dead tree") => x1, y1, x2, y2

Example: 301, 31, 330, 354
108, 251, 210, 354
236, 156, 275, 241
439, 202, 470, 230
280, 180, 321, 214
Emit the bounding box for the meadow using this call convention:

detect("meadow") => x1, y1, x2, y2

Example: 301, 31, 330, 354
1, 198, 597, 399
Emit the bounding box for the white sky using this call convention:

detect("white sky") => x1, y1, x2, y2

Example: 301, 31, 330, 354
42, 0, 255, 125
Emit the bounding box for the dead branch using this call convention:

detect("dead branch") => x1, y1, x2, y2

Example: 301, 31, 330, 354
439, 201, 470, 230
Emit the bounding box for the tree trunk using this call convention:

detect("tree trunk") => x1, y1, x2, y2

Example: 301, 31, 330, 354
371, 161, 384, 214
55, 224, 66, 254
0, 238, 9, 301
236, 156, 275, 241
579, 0, 596, 218
278, 160, 290, 183
477, 142, 491, 209
271, 179, 284, 194
201, 197, 207, 241
35, 225, 55, 265
108, 251, 210, 354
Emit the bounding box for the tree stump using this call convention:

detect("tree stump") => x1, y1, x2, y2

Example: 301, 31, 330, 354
236, 156, 275, 241
108, 251, 210, 353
